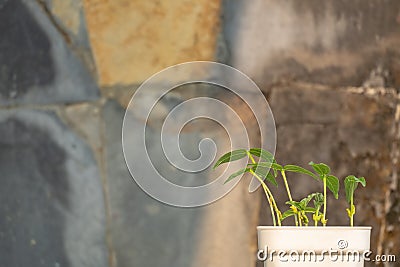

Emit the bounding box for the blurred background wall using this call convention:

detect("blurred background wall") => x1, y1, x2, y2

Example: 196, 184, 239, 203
0, 0, 399, 266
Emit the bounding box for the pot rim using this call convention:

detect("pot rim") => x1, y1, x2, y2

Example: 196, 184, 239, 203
257, 226, 372, 230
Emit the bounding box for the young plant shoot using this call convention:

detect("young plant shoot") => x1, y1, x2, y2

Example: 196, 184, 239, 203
308, 162, 339, 226
344, 175, 366, 226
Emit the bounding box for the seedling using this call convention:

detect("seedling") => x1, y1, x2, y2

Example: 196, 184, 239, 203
282, 192, 324, 226
213, 148, 365, 227
308, 162, 339, 226
344, 175, 366, 226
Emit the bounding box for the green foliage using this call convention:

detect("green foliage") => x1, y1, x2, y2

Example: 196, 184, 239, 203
283, 165, 318, 179
344, 175, 366, 226
283, 193, 324, 226
249, 148, 275, 162
251, 165, 278, 186
344, 175, 366, 203
213, 149, 247, 169
326, 175, 339, 199
224, 168, 251, 184
213, 148, 366, 227
309, 162, 330, 176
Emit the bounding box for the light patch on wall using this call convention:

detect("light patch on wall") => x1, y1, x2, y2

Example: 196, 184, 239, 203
51, 0, 81, 35
83, 0, 221, 86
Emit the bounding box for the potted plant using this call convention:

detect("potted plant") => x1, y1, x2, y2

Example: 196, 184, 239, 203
214, 148, 371, 267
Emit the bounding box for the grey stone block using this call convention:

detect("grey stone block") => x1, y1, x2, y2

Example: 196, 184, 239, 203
104, 100, 201, 267
41, 0, 92, 52
0, 0, 98, 106
0, 109, 108, 267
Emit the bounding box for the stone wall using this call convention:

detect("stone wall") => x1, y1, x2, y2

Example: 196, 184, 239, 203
0, 1, 399, 267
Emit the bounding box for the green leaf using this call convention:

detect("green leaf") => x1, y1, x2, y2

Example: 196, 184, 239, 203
265, 172, 278, 187
249, 148, 275, 162
356, 177, 366, 187
248, 162, 271, 168
249, 162, 283, 171
300, 193, 320, 207
304, 207, 317, 213
313, 193, 324, 208
344, 175, 366, 203
213, 149, 247, 169
224, 168, 250, 184
309, 162, 331, 177
281, 209, 296, 220
271, 163, 284, 171
251, 165, 278, 186
344, 175, 356, 203
283, 165, 318, 179
326, 175, 339, 199
286, 201, 303, 210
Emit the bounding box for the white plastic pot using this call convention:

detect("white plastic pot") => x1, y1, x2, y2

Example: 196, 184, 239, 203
257, 226, 371, 267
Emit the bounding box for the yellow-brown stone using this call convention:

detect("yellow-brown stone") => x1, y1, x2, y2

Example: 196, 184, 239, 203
51, 0, 82, 35
83, 0, 221, 86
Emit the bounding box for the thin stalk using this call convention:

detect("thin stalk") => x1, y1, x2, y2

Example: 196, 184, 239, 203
281, 170, 298, 226
247, 152, 282, 226
314, 210, 319, 226
250, 169, 282, 226
264, 185, 277, 226
247, 152, 277, 226
298, 213, 302, 227
264, 183, 282, 226
323, 175, 327, 226
350, 197, 354, 227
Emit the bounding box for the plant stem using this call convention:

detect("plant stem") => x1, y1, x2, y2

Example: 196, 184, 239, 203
246, 152, 278, 226
264, 185, 277, 226
260, 181, 277, 226
264, 182, 282, 226
350, 197, 354, 227
247, 152, 282, 226
323, 175, 327, 226
251, 170, 281, 225
314, 210, 319, 226
281, 170, 298, 226
250, 169, 281, 226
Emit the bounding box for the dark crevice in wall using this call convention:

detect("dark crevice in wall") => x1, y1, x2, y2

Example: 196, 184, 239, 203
34, 0, 98, 82
35, 0, 72, 46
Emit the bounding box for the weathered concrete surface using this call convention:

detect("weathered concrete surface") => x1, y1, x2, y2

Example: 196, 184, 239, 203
0, 109, 108, 267
83, 0, 222, 85
43, 0, 83, 37
223, 0, 400, 89
103, 85, 265, 267
262, 83, 399, 267
1, 0, 400, 266
103, 100, 201, 267
0, 0, 98, 106
62, 102, 103, 155
41, 0, 97, 75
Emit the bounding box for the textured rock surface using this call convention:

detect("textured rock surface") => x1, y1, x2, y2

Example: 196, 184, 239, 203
0, 109, 108, 267
0, 0, 98, 106
103, 92, 262, 267
1, 0, 400, 266
41, 0, 97, 74
83, 0, 221, 85
103, 100, 201, 267
223, 0, 400, 89
258, 84, 399, 267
